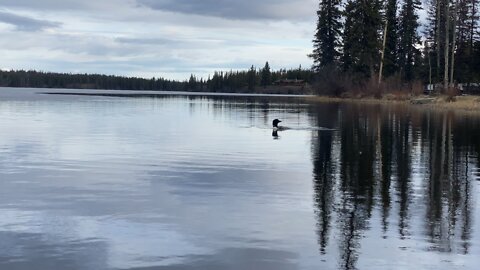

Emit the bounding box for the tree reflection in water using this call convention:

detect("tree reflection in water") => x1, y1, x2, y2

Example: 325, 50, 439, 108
310, 103, 479, 269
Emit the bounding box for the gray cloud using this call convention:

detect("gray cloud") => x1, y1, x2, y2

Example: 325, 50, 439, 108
0, 0, 89, 10
115, 36, 259, 48
0, 1, 315, 80
137, 0, 315, 21
0, 11, 61, 31
115, 37, 181, 46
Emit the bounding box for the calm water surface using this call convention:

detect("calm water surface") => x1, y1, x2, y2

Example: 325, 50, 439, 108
0, 87, 479, 270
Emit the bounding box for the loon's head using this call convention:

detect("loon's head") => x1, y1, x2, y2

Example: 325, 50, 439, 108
272, 119, 282, 128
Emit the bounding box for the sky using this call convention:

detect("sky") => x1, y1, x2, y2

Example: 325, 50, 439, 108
0, 0, 318, 80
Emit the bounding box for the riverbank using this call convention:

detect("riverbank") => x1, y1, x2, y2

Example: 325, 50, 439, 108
305, 94, 480, 113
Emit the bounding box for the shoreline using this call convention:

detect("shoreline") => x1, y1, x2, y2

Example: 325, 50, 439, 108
1, 86, 479, 114
304, 94, 480, 114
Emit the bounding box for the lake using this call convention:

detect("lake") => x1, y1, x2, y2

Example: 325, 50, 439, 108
0, 87, 479, 270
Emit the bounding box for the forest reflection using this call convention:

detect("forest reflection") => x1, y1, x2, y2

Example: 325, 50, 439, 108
310, 104, 479, 270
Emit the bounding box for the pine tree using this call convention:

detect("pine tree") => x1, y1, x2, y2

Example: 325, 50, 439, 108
261, 62, 271, 88
311, 0, 343, 71
342, 0, 383, 77
398, 0, 422, 81
342, 0, 358, 72
188, 74, 197, 91
455, 0, 472, 82
383, 0, 399, 77
248, 65, 256, 91
454, 0, 479, 82
425, 0, 444, 84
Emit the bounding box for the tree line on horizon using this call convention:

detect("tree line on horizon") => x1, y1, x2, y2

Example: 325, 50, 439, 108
311, 0, 479, 95
187, 63, 313, 92
0, 70, 186, 91
0, 63, 314, 93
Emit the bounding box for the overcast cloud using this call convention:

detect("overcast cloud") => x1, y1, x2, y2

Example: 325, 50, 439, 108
0, 11, 61, 31
0, 0, 317, 80
137, 0, 315, 21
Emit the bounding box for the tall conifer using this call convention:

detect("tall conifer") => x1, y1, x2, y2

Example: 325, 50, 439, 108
311, 0, 342, 71
248, 65, 256, 91
383, 0, 399, 77
398, 0, 421, 81
342, 0, 383, 77
261, 62, 271, 88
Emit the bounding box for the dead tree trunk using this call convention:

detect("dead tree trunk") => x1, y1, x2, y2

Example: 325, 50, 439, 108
379, 22, 388, 85
436, 0, 442, 84
450, 0, 458, 87
444, 0, 450, 92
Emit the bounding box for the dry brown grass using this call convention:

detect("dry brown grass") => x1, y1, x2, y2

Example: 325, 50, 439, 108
426, 95, 480, 111
305, 95, 408, 105
304, 94, 480, 114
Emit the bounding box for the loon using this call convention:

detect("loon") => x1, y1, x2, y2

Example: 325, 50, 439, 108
272, 119, 289, 131
272, 119, 282, 130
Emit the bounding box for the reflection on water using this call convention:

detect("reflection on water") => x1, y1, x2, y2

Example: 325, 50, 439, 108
311, 104, 480, 269
0, 88, 479, 270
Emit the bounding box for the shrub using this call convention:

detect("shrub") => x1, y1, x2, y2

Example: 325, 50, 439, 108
445, 86, 460, 102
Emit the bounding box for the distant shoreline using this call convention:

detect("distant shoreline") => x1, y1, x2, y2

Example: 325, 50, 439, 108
2, 86, 479, 113
0, 86, 313, 100
39, 90, 312, 98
